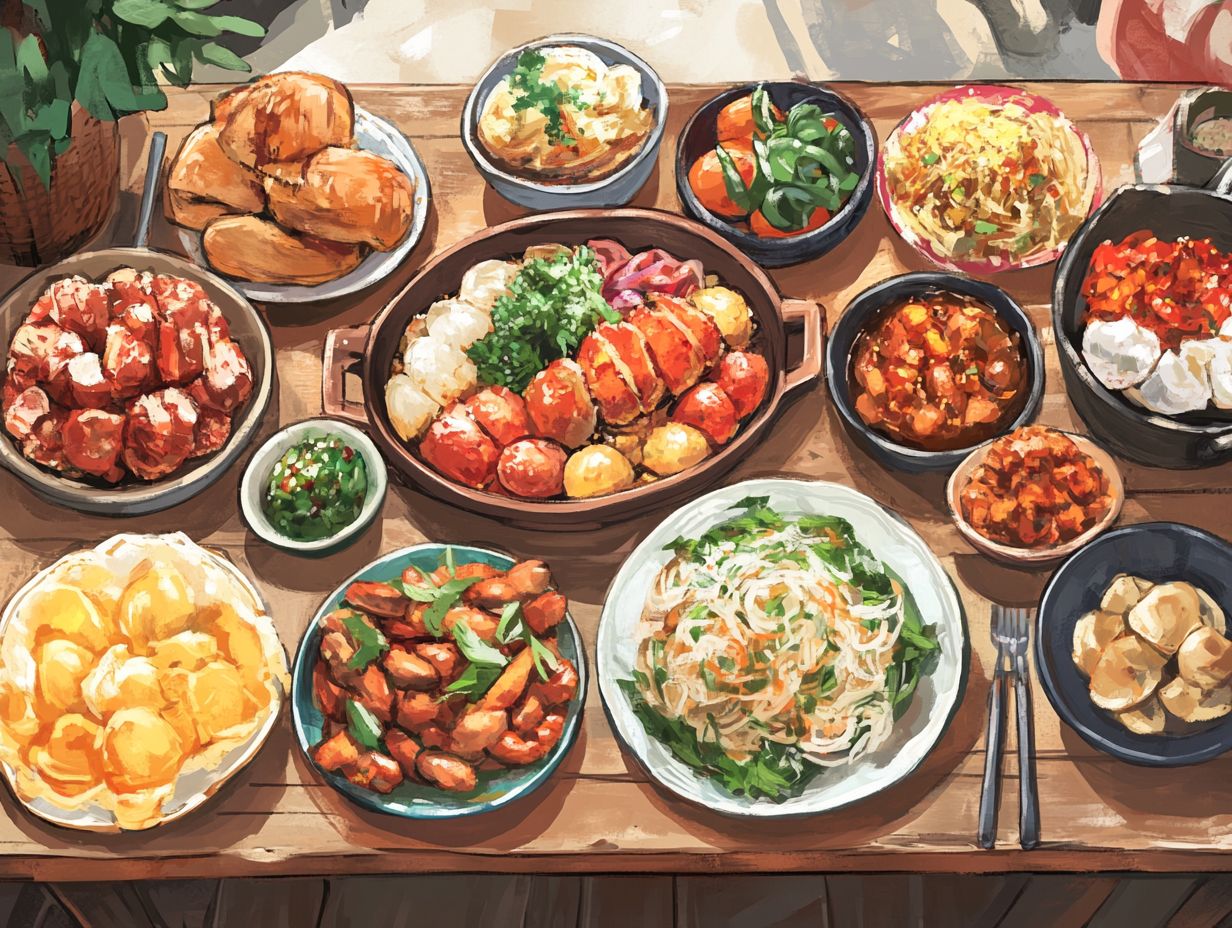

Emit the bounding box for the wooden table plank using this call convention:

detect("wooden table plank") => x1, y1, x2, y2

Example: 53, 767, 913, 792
0, 82, 1227, 879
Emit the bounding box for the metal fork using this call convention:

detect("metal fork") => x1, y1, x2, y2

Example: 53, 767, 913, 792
977, 605, 1040, 850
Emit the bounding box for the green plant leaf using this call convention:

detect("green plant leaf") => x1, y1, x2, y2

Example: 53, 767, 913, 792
341, 612, 389, 671
345, 700, 383, 751
171, 10, 221, 35
196, 41, 249, 72
209, 14, 266, 37
77, 32, 167, 119
113, 0, 174, 28
15, 135, 53, 188
175, 0, 227, 8
16, 35, 49, 83
27, 99, 70, 137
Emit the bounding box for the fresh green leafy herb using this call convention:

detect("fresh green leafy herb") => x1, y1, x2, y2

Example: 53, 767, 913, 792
507, 49, 587, 146
973, 220, 999, 234
1028, 172, 1047, 187
451, 618, 509, 668
446, 664, 503, 700
617, 680, 816, 802
341, 612, 388, 671
466, 247, 619, 392
345, 699, 384, 750
394, 574, 487, 637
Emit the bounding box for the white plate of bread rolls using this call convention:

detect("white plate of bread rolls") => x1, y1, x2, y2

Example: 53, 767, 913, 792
165, 71, 430, 303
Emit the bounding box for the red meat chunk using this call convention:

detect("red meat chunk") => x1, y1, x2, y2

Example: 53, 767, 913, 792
123, 387, 199, 480
63, 408, 126, 480
103, 324, 155, 399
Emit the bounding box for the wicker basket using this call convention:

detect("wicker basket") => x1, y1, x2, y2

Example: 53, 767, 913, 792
0, 103, 120, 267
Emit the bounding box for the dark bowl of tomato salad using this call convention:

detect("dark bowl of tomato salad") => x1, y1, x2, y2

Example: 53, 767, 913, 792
1052, 183, 1232, 469
675, 81, 876, 268
827, 272, 1046, 473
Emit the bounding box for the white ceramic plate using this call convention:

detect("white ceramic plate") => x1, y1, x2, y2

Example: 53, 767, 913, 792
596, 478, 968, 818
239, 418, 387, 555
0, 533, 288, 831
179, 107, 431, 303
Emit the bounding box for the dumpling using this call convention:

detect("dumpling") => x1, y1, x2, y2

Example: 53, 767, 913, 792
1101, 574, 1145, 615
1088, 635, 1166, 711
1082, 317, 1161, 390
1116, 696, 1167, 735
1177, 626, 1232, 690
119, 563, 196, 649
385, 373, 439, 442
405, 336, 477, 407
1159, 677, 1232, 723
1128, 582, 1203, 655
31, 714, 103, 797
458, 260, 517, 312
1207, 337, 1232, 409
426, 304, 491, 350
1129, 345, 1212, 415
36, 640, 94, 714
101, 707, 185, 793
23, 583, 109, 653
1072, 609, 1126, 677
82, 645, 164, 718
187, 661, 254, 743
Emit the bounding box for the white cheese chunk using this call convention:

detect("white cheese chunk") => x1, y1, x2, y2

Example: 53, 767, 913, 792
1129, 345, 1213, 415
1082, 316, 1162, 390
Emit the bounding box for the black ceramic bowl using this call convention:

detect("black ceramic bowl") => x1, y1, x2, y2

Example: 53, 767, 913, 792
1036, 522, 1232, 767
674, 81, 876, 268
1053, 184, 1232, 469
826, 272, 1046, 473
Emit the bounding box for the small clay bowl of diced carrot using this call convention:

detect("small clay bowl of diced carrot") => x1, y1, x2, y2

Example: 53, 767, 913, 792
946, 425, 1125, 566
675, 81, 876, 267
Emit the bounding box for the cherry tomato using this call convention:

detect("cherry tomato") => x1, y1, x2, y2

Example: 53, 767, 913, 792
716, 94, 784, 142
687, 140, 756, 220
748, 206, 831, 239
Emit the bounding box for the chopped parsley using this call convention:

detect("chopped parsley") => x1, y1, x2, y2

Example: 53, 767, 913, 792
508, 49, 587, 146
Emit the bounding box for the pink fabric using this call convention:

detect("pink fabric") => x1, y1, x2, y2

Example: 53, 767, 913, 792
1098, 0, 1232, 83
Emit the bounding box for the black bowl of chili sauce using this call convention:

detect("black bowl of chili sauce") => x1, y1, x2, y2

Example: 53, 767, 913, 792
826, 272, 1046, 474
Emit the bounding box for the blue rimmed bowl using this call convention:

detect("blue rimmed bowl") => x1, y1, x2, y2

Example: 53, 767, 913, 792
291, 542, 587, 818
1036, 522, 1232, 767
826, 271, 1045, 473
462, 34, 667, 210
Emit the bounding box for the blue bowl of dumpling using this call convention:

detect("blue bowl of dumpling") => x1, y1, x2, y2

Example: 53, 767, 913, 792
461, 34, 667, 210
1053, 183, 1232, 468
291, 542, 586, 819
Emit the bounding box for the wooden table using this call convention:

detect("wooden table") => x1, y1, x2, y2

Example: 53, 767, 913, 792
1, 81, 1229, 881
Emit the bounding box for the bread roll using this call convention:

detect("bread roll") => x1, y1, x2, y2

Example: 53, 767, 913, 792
164, 124, 265, 231
266, 147, 414, 251
203, 215, 363, 286
217, 72, 355, 175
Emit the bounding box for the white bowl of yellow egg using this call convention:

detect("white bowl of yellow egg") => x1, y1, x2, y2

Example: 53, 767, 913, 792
0, 533, 289, 831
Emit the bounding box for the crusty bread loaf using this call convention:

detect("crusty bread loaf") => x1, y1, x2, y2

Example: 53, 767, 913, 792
265, 147, 415, 251
164, 124, 265, 230
202, 215, 363, 285
216, 72, 355, 175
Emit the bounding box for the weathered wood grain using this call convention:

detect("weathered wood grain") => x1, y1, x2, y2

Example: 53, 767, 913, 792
0, 83, 1226, 879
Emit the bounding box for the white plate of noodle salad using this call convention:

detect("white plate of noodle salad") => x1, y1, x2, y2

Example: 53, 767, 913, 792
597, 478, 967, 817
876, 85, 1100, 274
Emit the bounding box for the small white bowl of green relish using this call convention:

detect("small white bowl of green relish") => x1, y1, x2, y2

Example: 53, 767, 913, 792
240, 419, 387, 556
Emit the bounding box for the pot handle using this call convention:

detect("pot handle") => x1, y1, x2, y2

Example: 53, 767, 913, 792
780, 299, 827, 399
322, 325, 371, 427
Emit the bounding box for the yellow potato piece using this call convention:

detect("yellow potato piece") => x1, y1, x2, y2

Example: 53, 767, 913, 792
159, 668, 200, 755
101, 707, 185, 794
207, 604, 265, 675
25, 584, 109, 653
31, 713, 102, 797
36, 639, 94, 715
0, 677, 39, 741
119, 563, 196, 649
81, 645, 164, 719
149, 631, 219, 676
188, 661, 253, 744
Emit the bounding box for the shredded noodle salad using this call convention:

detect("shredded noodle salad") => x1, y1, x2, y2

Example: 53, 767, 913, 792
619, 497, 939, 801
884, 97, 1090, 265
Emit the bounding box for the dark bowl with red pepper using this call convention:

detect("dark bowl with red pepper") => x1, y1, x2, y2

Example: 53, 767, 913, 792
240, 418, 388, 556
1052, 183, 1232, 469
675, 81, 877, 268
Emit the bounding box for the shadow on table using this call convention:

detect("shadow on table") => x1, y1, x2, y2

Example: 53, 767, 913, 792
1062, 726, 1232, 834
623, 645, 991, 854
295, 726, 589, 849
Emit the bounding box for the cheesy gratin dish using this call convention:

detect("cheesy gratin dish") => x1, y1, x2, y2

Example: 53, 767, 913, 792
0, 533, 288, 831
